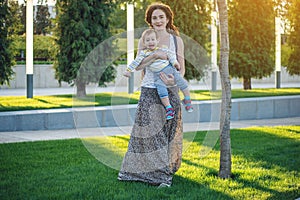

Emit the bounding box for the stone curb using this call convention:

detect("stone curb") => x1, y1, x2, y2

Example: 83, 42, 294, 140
1, 95, 299, 132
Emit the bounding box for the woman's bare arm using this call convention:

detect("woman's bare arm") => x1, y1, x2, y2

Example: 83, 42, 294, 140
176, 36, 185, 76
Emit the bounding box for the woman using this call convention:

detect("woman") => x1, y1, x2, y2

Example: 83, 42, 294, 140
118, 2, 185, 187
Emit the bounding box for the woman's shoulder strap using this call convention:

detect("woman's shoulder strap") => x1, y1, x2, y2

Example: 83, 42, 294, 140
172, 34, 178, 54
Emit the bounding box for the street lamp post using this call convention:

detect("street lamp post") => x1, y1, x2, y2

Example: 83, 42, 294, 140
26, 0, 34, 98
275, 17, 281, 88
127, 3, 134, 94
211, 10, 218, 91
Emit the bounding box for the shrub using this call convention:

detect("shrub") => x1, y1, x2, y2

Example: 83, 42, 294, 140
12, 35, 56, 61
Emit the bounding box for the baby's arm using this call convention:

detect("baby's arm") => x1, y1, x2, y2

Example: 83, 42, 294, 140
123, 52, 146, 77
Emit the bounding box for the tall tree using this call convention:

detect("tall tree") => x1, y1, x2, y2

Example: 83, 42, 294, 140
54, 0, 117, 97
7, 0, 23, 35
217, 0, 232, 179
34, 5, 51, 35
20, 3, 26, 35
286, 0, 300, 75
228, 0, 275, 89
0, 0, 15, 86
7, 0, 24, 59
161, 0, 211, 81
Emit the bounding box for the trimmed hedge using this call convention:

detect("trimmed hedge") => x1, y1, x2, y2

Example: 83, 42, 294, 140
12, 35, 56, 61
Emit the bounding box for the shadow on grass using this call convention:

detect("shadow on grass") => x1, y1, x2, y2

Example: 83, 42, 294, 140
230, 127, 300, 172
0, 139, 234, 200
35, 97, 72, 109
181, 126, 300, 199
181, 155, 298, 200
191, 126, 299, 172
113, 135, 130, 143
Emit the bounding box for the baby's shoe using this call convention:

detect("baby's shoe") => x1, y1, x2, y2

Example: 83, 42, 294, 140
182, 99, 193, 113
166, 107, 175, 120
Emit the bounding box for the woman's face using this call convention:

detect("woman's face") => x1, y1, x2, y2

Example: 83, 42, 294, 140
151, 9, 169, 31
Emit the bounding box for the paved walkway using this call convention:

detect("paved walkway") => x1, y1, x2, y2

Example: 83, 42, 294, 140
0, 117, 299, 144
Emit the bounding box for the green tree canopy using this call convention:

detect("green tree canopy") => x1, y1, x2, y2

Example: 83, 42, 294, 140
0, 0, 14, 86
7, 0, 23, 36
54, 0, 117, 97
228, 0, 275, 89
34, 5, 51, 35
286, 0, 300, 75
7, 0, 25, 59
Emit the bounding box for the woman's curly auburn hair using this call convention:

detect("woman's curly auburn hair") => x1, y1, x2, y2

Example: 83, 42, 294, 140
145, 2, 179, 36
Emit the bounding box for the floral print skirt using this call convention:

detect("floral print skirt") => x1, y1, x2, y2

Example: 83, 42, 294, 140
118, 86, 183, 186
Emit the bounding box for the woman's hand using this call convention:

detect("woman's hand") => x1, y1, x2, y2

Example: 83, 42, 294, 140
160, 72, 175, 86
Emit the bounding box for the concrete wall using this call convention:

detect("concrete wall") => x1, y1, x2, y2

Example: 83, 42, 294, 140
1, 64, 299, 89
0, 64, 142, 89
1, 95, 299, 132
1, 65, 69, 88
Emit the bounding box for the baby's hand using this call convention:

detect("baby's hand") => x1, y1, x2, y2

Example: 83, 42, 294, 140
174, 62, 181, 71
155, 50, 168, 60
123, 71, 131, 77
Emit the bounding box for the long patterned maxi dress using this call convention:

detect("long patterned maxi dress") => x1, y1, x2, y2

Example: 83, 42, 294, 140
118, 86, 183, 186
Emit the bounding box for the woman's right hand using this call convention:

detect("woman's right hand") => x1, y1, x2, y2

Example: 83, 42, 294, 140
160, 72, 175, 86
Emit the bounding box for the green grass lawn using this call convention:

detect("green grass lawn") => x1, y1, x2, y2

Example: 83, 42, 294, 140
0, 126, 299, 199
0, 88, 299, 112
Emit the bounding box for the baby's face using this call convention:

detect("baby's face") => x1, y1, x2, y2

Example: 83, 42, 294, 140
144, 32, 159, 50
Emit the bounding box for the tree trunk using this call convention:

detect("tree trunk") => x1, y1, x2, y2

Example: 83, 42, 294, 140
243, 77, 252, 90
217, 0, 232, 179
76, 79, 87, 97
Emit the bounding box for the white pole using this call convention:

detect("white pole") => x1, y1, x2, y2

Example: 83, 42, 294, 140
211, 10, 218, 91
127, 3, 134, 94
275, 17, 281, 88
26, 0, 34, 98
